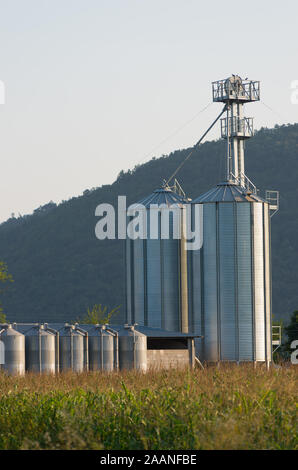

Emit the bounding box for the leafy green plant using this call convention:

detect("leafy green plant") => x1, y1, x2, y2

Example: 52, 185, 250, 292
0, 313, 7, 323
79, 304, 121, 324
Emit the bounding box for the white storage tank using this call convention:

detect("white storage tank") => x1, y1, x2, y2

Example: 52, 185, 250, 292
0, 324, 25, 375
189, 182, 272, 364
25, 324, 57, 373
118, 325, 147, 372
59, 324, 88, 372
88, 325, 117, 372
126, 186, 189, 332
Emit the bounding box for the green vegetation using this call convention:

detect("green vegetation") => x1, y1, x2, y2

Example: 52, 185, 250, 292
0, 261, 13, 318
0, 365, 296, 450
0, 124, 297, 323
272, 311, 298, 361
284, 311, 298, 352
79, 303, 121, 324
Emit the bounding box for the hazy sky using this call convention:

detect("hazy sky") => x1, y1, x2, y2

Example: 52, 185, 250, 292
0, 0, 297, 222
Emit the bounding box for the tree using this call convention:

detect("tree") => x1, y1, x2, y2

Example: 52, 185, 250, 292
1, 124, 298, 323
0, 313, 7, 323
79, 304, 121, 325
0, 261, 13, 318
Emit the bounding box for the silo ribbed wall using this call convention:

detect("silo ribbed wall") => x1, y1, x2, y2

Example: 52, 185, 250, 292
189, 183, 272, 363
126, 188, 188, 332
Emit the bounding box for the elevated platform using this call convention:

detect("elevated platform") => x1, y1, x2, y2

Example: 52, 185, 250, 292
212, 78, 260, 103
221, 116, 254, 139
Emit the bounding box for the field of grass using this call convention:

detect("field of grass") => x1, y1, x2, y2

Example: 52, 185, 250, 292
0, 364, 297, 450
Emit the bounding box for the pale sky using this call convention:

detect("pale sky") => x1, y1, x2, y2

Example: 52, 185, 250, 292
0, 0, 297, 222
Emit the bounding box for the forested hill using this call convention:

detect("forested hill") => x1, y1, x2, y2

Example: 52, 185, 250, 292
0, 123, 297, 324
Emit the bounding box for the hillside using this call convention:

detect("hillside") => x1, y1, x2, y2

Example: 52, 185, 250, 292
0, 123, 297, 324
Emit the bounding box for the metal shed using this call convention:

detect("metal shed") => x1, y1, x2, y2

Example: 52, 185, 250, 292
120, 325, 200, 370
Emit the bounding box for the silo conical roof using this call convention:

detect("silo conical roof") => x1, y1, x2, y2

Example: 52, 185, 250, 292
192, 182, 266, 203
137, 187, 187, 208
0, 324, 23, 337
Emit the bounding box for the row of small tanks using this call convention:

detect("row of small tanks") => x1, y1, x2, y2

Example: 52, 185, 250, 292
0, 323, 147, 375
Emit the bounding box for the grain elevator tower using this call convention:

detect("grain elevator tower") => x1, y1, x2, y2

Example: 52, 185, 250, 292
189, 76, 274, 366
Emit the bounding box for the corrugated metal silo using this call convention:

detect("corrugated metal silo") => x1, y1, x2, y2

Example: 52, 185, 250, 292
0, 324, 25, 375
189, 182, 272, 363
118, 325, 147, 371
25, 324, 56, 373
126, 186, 189, 332
88, 325, 117, 372
59, 324, 88, 372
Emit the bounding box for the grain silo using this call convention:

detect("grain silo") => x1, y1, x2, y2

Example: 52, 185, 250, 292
189, 76, 276, 365
25, 324, 57, 373
125, 183, 189, 332
58, 324, 88, 372
0, 324, 25, 375
118, 324, 147, 372
88, 324, 118, 372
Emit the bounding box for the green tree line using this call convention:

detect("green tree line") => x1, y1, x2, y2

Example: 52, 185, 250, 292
0, 124, 297, 324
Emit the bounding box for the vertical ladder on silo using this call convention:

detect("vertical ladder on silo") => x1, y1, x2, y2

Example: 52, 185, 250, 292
272, 325, 282, 353
266, 190, 279, 217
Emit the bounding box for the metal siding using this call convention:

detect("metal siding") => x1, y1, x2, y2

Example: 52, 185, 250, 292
125, 238, 132, 323
236, 203, 253, 360
133, 238, 145, 325
191, 250, 202, 333
59, 331, 85, 372
126, 188, 189, 333
190, 204, 202, 357
218, 203, 236, 360
118, 328, 147, 372
25, 332, 56, 373
192, 249, 202, 358
187, 250, 193, 331
264, 204, 272, 362
253, 203, 266, 361
194, 182, 267, 204
180, 208, 189, 333
162, 238, 180, 331
146, 213, 162, 328
0, 328, 25, 375
202, 203, 218, 361
88, 331, 114, 372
